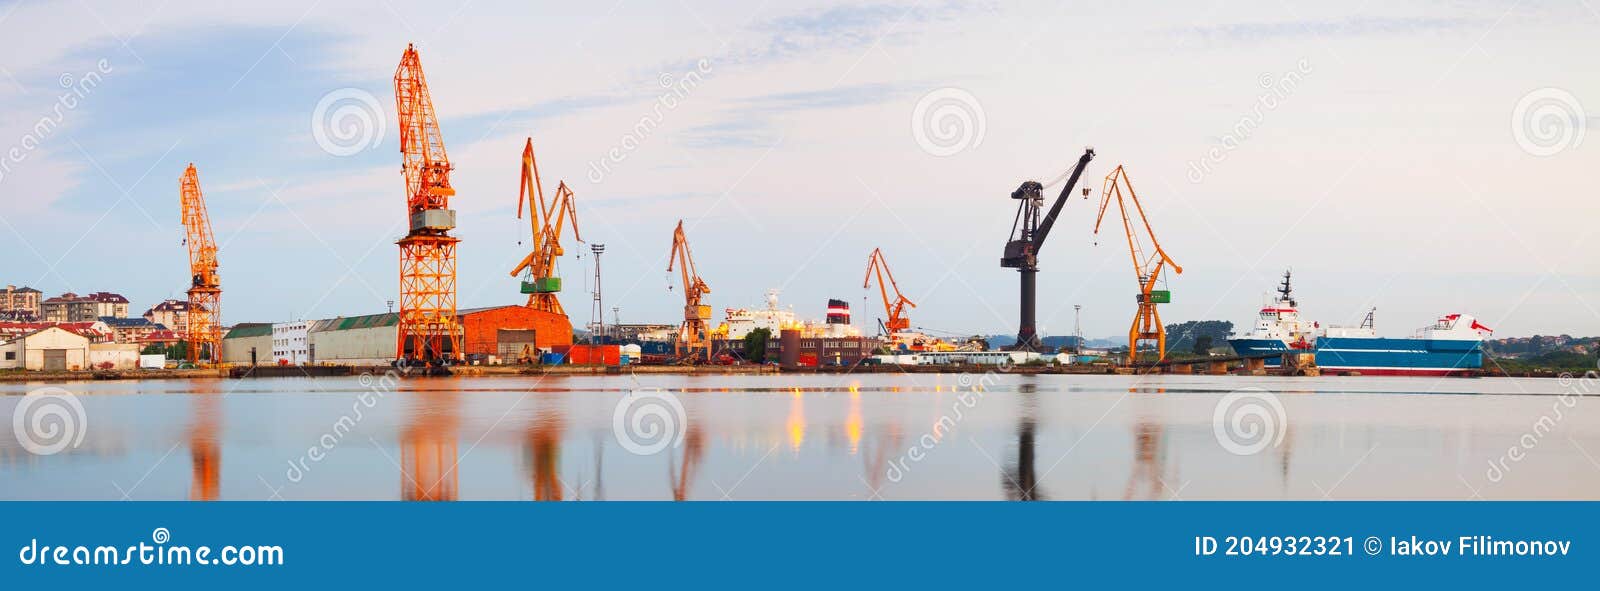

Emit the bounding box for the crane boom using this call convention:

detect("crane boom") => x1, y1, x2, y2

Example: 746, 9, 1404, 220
179, 163, 220, 365
862, 248, 915, 334
1093, 165, 1182, 365
667, 220, 711, 362
393, 43, 462, 363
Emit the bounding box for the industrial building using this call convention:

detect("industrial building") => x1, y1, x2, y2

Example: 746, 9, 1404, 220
301, 305, 557, 366
0, 326, 91, 371
221, 323, 272, 366
272, 321, 310, 364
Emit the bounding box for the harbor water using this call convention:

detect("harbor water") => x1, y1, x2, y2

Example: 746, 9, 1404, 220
2, 374, 1596, 500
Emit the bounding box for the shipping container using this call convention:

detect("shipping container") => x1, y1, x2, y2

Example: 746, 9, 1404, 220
566, 344, 621, 365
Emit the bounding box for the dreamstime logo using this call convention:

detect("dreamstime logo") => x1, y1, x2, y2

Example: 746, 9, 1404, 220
911, 87, 986, 157
12, 386, 88, 455
311, 88, 386, 156
0, 59, 114, 186
1511, 87, 1586, 157
1187, 58, 1312, 183
1211, 387, 1286, 456
587, 59, 713, 184
612, 387, 687, 455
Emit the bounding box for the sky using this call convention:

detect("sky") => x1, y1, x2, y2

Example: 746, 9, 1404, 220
0, 0, 1596, 341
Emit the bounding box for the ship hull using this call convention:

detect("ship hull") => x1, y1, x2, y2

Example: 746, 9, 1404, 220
1228, 338, 1291, 367
1312, 337, 1482, 376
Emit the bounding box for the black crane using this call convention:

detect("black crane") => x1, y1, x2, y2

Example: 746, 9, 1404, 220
1001, 147, 1095, 351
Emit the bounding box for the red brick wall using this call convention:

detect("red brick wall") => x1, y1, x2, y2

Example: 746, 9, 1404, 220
460, 306, 572, 355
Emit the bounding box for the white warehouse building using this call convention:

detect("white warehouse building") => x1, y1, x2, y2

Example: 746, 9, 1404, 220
272, 321, 310, 365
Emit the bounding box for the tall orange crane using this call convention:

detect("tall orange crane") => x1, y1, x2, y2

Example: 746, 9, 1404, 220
862, 248, 915, 335
394, 43, 462, 363
1093, 165, 1182, 365
179, 163, 220, 365
510, 138, 582, 316
667, 220, 711, 362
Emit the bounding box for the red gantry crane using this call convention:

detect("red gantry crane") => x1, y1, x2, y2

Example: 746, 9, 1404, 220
1093, 164, 1182, 365
667, 220, 711, 362
179, 163, 221, 366
510, 138, 582, 321
394, 43, 462, 363
863, 248, 915, 336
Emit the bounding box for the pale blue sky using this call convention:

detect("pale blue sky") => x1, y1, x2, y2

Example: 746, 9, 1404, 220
0, 0, 1596, 339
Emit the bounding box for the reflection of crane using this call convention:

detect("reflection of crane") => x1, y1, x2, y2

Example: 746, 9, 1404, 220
1122, 421, 1173, 500
862, 248, 915, 335
179, 164, 221, 365
1001, 148, 1096, 351
667, 220, 711, 362
401, 391, 460, 501
510, 138, 583, 317
188, 388, 220, 500
394, 43, 462, 363
1094, 165, 1182, 365
669, 424, 704, 501
526, 409, 563, 501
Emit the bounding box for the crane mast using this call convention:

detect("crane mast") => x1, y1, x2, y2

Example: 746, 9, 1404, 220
394, 43, 462, 364
667, 220, 711, 362
511, 138, 582, 318
1000, 147, 1095, 351
862, 248, 915, 335
1093, 164, 1182, 365
179, 163, 220, 365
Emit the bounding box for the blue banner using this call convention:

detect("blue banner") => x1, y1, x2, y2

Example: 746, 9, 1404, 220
1, 502, 1588, 588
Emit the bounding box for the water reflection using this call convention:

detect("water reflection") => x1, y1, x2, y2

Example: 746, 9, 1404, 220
401, 390, 460, 501
1003, 381, 1043, 501
1123, 421, 1172, 500
6, 374, 1591, 500
188, 383, 221, 501
526, 408, 563, 501
669, 424, 704, 501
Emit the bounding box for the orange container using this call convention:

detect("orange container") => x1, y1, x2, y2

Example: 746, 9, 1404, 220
566, 344, 620, 365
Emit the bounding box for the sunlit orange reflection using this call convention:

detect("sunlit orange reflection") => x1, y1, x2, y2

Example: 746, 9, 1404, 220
188, 384, 221, 501
401, 390, 460, 501
527, 408, 563, 501
786, 389, 806, 452
846, 388, 862, 455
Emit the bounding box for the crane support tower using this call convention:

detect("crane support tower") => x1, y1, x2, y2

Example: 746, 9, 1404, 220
1094, 164, 1182, 365
179, 164, 221, 365
1000, 147, 1095, 351
667, 220, 711, 363
393, 43, 462, 363
863, 248, 915, 336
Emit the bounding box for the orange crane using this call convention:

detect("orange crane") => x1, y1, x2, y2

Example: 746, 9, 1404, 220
179, 163, 220, 365
862, 248, 915, 335
667, 220, 711, 362
510, 138, 582, 316
393, 43, 462, 363
1093, 165, 1182, 365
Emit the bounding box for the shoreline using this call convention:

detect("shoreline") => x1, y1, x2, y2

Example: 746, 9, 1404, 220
0, 363, 1571, 383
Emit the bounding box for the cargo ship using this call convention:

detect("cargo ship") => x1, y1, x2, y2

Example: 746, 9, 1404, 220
1228, 271, 1492, 376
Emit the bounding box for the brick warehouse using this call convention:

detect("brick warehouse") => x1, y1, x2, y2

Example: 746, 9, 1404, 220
459, 305, 571, 357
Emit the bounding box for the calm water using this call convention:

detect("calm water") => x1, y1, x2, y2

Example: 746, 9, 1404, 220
1, 374, 1597, 500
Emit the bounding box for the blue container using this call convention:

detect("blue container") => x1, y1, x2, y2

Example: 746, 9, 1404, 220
619, 355, 631, 366
540, 352, 567, 365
